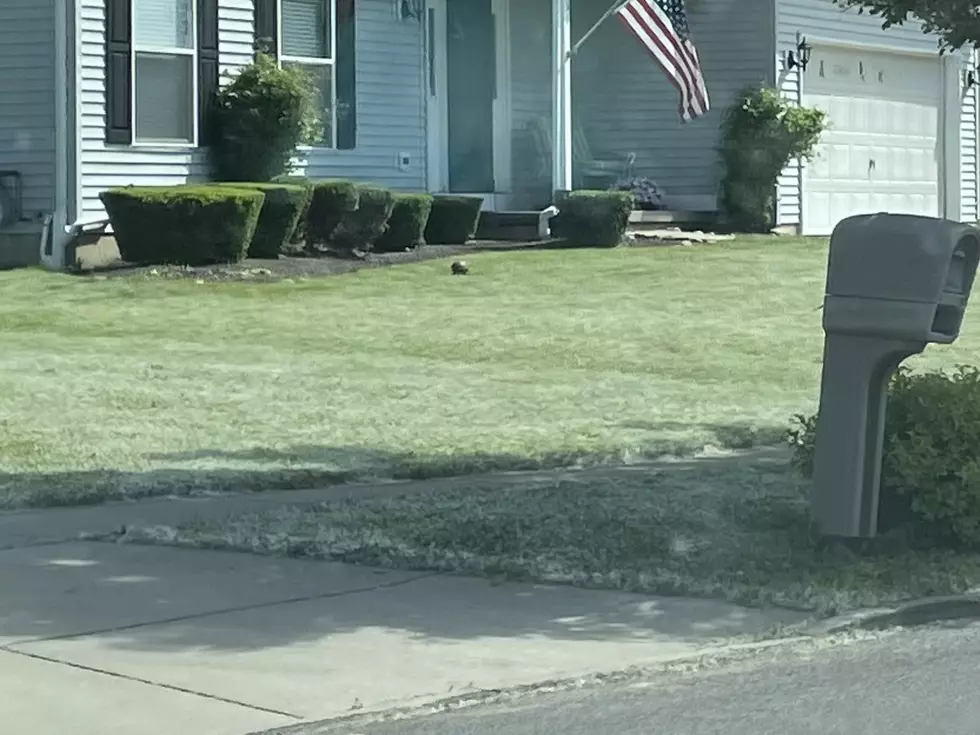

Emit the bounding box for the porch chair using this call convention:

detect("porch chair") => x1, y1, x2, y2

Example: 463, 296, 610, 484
526, 115, 632, 190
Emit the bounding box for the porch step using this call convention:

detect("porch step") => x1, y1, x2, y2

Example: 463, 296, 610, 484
475, 211, 543, 242
629, 209, 719, 233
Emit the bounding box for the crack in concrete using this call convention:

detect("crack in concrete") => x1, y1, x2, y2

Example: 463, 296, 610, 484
0, 571, 441, 722
0, 537, 94, 552
0, 646, 303, 720
5, 570, 441, 646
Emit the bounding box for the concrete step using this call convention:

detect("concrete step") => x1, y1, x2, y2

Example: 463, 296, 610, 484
629, 209, 720, 232
476, 211, 543, 242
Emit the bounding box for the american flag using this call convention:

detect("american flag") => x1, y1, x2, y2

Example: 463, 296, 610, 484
616, 0, 710, 122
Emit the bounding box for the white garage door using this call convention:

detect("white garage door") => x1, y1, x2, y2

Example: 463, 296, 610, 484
801, 45, 943, 236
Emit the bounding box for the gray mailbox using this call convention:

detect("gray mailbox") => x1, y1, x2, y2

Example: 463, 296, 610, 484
811, 213, 980, 538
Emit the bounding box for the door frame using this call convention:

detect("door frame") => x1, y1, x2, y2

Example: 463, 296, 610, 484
425, 0, 512, 211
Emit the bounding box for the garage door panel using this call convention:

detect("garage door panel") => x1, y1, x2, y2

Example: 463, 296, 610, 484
801, 44, 943, 235
806, 47, 941, 101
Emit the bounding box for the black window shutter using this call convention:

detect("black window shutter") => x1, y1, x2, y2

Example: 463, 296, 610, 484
197, 0, 220, 144
105, 0, 132, 144
336, 0, 356, 150
254, 0, 278, 59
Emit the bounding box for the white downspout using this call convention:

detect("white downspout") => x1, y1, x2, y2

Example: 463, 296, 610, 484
551, 0, 573, 197
538, 205, 559, 239
46, 0, 70, 269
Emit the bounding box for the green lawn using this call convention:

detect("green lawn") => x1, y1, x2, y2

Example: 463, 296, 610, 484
2, 237, 978, 508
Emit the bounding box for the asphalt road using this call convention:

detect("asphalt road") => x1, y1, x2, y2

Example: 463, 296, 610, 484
296, 622, 980, 735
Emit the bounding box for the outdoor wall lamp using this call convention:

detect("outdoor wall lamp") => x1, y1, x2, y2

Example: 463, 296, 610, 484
786, 34, 812, 72
400, 0, 424, 21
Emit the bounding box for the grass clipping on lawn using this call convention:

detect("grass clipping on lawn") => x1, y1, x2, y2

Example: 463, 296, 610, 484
124, 451, 980, 617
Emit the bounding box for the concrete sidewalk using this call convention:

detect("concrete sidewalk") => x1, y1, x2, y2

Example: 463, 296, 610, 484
0, 459, 805, 735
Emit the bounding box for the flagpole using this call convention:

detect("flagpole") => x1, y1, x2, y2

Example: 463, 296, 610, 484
566, 0, 629, 61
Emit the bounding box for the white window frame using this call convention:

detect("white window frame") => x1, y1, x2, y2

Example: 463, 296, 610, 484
279, 0, 338, 149
130, 0, 199, 148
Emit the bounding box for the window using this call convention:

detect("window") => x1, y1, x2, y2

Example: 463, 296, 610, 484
132, 0, 197, 144
280, 0, 336, 147
252, 0, 355, 149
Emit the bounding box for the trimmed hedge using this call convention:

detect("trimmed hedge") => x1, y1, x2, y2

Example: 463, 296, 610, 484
334, 184, 396, 253
376, 193, 433, 252
99, 185, 264, 265
551, 190, 633, 247
424, 195, 483, 245
215, 181, 311, 258
271, 175, 315, 246
306, 180, 359, 247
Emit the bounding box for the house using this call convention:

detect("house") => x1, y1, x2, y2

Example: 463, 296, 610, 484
0, 0, 976, 268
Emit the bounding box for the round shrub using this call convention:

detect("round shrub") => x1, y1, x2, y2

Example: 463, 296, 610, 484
550, 190, 633, 247
214, 182, 312, 258
376, 193, 433, 252
424, 195, 484, 245
209, 53, 321, 182
333, 184, 396, 254
99, 185, 264, 266
788, 365, 980, 546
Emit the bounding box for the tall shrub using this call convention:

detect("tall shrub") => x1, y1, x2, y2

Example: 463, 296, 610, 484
209, 53, 321, 182
719, 86, 827, 232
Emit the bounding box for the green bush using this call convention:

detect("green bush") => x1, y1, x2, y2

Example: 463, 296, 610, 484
376, 193, 433, 252
209, 53, 321, 182
271, 175, 314, 247
424, 195, 484, 245
550, 190, 633, 247
306, 180, 360, 247
719, 86, 827, 232
100, 185, 264, 265
788, 365, 980, 546
333, 185, 396, 253
214, 182, 311, 258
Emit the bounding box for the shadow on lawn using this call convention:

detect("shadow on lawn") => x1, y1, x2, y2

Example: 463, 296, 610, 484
0, 444, 802, 655
0, 421, 791, 511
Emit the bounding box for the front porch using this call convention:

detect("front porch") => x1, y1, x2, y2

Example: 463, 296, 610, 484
426, 0, 743, 214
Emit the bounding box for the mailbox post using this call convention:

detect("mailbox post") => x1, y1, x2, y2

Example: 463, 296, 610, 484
811, 213, 980, 538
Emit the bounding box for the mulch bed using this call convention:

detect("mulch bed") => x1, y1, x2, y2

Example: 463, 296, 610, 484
74, 240, 569, 282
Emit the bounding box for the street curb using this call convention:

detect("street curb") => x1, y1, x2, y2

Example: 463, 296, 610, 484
798, 594, 980, 636
242, 634, 850, 735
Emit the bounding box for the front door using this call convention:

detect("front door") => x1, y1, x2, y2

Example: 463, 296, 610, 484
427, 0, 510, 207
